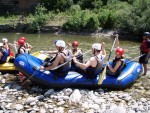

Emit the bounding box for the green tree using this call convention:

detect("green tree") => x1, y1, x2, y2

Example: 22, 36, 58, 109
28, 4, 48, 33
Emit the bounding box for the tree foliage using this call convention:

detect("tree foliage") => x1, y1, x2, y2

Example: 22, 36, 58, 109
27, 4, 48, 32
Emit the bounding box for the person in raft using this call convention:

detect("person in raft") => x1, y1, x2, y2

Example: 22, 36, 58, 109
15, 39, 28, 57
69, 41, 83, 70
106, 34, 125, 76
73, 43, 105, 79
139, 32, 150, 76
41, 40, 68, 67
19, 37, 32, 54
2, 38, 14, 57
0, 38, 15, 63
40, 40, 71, 76
0, 42, 10, 64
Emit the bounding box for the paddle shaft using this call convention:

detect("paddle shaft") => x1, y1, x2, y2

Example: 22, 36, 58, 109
50, 50, 91, 70
98, 37, 117, 85
107, 37, 117, 61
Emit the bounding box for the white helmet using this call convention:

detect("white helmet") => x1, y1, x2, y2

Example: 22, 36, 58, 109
0, 43, 3, 47
56, 40, 66, 48
2, 38, 8, 43
92, 43, 101, 50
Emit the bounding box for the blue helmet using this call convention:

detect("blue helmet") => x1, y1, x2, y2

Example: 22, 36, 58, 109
54, 40, 58, 45
143, 32, 150, 37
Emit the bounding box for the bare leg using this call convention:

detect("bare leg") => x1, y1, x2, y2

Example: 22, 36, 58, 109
143, 64, 147, 75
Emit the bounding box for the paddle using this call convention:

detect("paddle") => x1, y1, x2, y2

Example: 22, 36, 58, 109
14, 43, 17, 53
50, 50, 91, 70
98, 36, 117, 85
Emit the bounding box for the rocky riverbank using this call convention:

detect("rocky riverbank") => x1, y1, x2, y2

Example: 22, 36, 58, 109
0, 24, 124, 38
0, 72, 150, 113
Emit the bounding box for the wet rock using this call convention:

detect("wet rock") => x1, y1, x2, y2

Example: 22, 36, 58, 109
39, 108, 46, 113
54, 107, 64, 113
25, 97, 37, 104
81, 102, 90, 110
36, 95, 44, 100
3, 73, 10, 78
1, 79, 6, 84
15, 86, 22, 90
96, 88, 104, 93
5, 103, 12, 109
15, 104, 24, 110
89, 103, 99, 110
94, 98, 105, 104
32, 107, 39, 112
128, 109, 135, 113
57, 100, 65, 106
109, 104, 118, 111
69, 89, 81, 105
140, 98, 147, 102
44, 89, 54, 97
63, 88, 73, 96
30, 102, 36, 106
112, 104, 126, 113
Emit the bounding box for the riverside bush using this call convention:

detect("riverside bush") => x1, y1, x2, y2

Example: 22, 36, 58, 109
98, 9, 115, 29
79, 0, 102, 9
112, 0, 150, 35
27, 4, 48, 33
1, 0, 150, 35
40, 0, 73, 12
62, 10, 99, 32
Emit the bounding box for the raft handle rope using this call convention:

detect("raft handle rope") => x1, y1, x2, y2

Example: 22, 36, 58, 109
126, 54, 145, 64
21, 66, 38, 86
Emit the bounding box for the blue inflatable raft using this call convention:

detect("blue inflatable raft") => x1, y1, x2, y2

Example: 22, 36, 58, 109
14, 53, 143, 89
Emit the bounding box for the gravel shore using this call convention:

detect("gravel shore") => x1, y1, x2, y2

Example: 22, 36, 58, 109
0, 70, 150, 113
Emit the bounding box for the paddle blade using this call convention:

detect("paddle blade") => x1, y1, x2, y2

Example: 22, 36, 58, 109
32, 52, 48, 60
31, 51, 40, 56
98, 66, 106, 85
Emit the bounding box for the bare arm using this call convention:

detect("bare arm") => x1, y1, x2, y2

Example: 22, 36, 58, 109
73, 57, 96, 69
145, 48, 150, 60
46, 50, 58, 54
3, 42, 9, 50
107, 60, 122, 73
20, 48, 24, 54
0, 52, 3, 60
44, 54, 61, 70
101, 42, 106, 57
73, 49, 82, 57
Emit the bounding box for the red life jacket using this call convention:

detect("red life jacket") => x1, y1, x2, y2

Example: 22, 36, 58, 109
140, 40, 148, 53
9, 48, 14, 57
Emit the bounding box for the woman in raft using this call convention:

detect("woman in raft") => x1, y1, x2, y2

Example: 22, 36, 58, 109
106, 34, 125, 76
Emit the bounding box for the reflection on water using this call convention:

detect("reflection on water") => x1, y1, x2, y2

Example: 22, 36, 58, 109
0, 33, 144, 62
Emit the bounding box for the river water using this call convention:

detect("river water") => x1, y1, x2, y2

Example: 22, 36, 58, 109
0, 33, 145, 62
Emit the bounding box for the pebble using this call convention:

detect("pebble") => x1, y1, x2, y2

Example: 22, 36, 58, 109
15, 104, 24, 110
25, 97, 37, 104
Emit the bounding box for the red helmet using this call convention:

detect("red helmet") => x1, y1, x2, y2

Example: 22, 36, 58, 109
116, 47, 124, 56
72, 41, 78, 47
20, 37, 26, 42
18, 39, 25, 46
